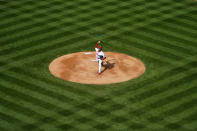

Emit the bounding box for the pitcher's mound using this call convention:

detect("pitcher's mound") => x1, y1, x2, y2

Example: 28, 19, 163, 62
49, 52, 145, 85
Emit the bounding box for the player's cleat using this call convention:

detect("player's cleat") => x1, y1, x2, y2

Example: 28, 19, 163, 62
98, 72, 101, 75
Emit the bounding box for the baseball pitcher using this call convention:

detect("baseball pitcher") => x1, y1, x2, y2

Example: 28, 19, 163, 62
95, 41, 106, 75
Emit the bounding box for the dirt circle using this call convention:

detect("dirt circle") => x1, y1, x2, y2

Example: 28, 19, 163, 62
49, 52, 145, 85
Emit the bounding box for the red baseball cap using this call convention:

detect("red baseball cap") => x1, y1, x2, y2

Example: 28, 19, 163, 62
99, 46, 102, 49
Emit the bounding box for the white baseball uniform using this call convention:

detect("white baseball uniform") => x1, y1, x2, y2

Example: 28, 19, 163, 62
95, 47, 105, 74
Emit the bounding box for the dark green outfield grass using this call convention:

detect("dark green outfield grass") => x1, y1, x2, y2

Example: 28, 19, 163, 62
0, 0, 197, 130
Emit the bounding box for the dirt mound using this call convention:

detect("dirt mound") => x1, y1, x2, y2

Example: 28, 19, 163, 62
49, 52, 145, 84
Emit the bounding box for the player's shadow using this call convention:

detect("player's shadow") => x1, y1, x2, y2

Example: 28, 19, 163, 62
101, 60, 115, 74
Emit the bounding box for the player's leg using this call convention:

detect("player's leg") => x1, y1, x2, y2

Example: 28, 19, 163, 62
98, 59, 102, 75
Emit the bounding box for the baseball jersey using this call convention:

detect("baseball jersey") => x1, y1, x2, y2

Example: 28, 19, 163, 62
95, 48, 105, 60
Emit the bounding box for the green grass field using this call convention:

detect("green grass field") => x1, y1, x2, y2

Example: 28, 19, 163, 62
0, 0, 197, 130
